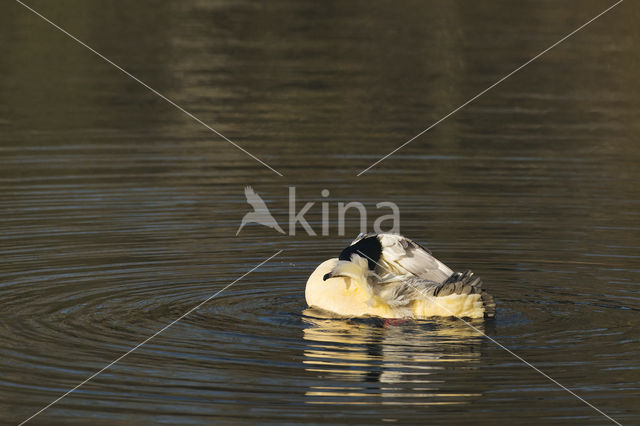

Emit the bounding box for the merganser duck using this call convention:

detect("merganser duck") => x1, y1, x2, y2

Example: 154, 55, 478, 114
305, 233, 495, 319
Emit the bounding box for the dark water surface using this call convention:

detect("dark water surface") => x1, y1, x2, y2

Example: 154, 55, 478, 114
2, 0, 639, 424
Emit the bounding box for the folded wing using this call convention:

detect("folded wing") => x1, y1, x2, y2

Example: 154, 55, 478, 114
352, 233, 453, 282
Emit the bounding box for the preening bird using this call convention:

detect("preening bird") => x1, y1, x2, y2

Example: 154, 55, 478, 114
305, 233, 495, 319
236, 186, 285, 236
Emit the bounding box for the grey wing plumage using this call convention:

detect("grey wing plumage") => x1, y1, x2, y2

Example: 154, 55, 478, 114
371, 278, 441, 317
438, 270, 495, 317
384, 271, 495, 318
376, 234, 454, 282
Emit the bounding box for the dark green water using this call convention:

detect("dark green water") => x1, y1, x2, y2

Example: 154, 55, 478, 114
1, 0, 639, 424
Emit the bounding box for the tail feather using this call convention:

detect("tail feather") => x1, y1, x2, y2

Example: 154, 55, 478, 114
439, 270, 495, 318
481, 291, 496, 318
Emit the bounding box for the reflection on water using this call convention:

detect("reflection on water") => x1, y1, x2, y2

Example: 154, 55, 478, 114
303, 309, 484, 406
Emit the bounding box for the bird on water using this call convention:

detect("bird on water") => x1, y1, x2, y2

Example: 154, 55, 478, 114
305, 233, 495, 319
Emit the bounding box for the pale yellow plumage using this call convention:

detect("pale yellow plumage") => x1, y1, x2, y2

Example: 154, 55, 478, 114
305, 258, 486, 319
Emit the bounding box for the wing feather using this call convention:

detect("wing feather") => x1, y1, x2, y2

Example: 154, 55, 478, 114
375, 234, 453, 282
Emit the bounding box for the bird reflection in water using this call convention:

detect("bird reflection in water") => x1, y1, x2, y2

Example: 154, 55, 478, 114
302, 308, 487, 406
